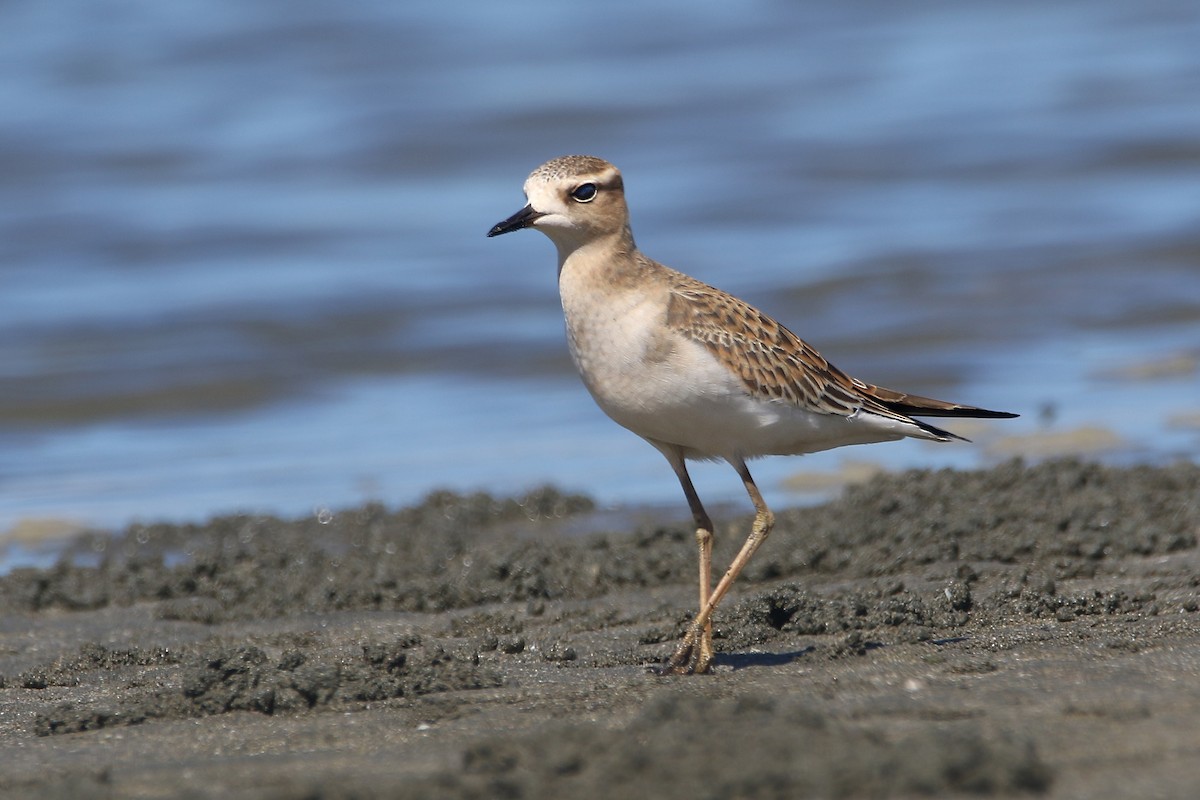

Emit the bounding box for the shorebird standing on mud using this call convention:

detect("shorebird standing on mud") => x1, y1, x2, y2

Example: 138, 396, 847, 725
488, 155, 1017, 674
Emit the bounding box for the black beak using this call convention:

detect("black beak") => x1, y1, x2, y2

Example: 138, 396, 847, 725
487, 204, 544, 237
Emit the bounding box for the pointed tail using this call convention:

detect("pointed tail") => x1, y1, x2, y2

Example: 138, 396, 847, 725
859, 383, 1017, 442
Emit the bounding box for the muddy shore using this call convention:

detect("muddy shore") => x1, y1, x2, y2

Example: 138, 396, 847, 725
2, 459, 1198, 798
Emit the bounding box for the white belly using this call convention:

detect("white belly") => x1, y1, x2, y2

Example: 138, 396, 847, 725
560, 283, 903, 461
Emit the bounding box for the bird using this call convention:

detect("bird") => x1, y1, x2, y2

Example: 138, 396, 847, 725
487, 155, 1017, 674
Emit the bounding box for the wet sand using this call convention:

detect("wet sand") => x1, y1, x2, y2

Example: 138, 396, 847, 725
2, 459, 1199, 798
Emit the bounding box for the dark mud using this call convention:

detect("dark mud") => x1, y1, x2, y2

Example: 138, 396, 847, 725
2, 459, 1199, 798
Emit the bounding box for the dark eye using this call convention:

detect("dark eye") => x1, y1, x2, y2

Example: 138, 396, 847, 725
570, 182, 598, 203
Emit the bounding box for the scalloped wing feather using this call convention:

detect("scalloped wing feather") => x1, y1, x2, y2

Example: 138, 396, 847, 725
662, 273, 1011, 441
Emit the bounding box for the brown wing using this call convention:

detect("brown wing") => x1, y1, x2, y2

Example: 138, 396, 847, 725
664, 272, 1016, 435
665, 276, 885, 418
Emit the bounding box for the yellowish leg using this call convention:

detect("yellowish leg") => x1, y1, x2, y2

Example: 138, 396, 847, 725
657, 445, 715, 672
694, 526, 715, 670
665, 457, 775, 674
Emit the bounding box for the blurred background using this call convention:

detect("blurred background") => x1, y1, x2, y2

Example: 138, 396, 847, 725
2, 0, 1199, 543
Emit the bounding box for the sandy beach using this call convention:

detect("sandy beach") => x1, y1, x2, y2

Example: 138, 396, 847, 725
2, 458, 1199, 798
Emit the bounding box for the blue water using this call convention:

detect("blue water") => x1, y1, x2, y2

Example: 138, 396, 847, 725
3, 0, 1199, 540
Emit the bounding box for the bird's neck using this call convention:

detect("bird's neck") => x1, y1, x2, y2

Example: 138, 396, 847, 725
553, 225, 638, 279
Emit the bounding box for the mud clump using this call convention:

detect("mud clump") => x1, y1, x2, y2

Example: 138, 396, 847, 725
33, 636, 499, 736
0, 486, 596, 621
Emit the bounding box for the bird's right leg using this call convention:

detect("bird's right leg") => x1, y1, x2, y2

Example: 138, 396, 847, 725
655, 444, 715, 673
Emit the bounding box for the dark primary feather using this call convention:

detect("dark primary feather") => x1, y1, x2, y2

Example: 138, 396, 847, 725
857, 383, 1018, 419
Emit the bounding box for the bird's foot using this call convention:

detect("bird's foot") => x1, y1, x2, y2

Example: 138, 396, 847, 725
651, 623, 714, 675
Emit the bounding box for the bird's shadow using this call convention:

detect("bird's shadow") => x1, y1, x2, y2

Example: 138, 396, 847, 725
713, 646, 817, 670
